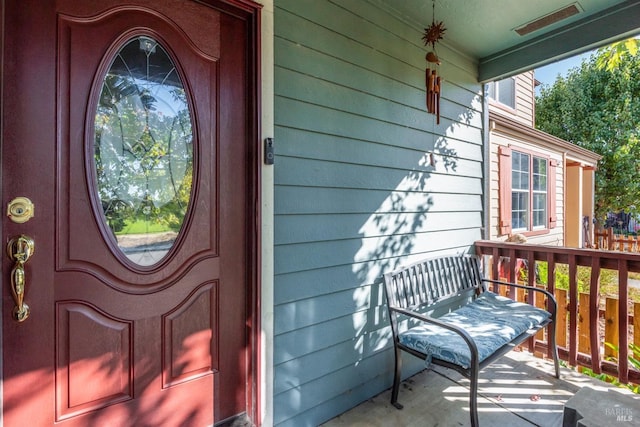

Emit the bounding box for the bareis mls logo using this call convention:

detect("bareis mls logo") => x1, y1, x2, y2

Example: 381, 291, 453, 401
606, 407, 633, 422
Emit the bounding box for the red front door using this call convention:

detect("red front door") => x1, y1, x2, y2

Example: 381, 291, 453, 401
1, 1, 259, 425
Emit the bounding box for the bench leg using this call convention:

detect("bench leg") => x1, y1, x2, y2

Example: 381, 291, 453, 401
549, 323, 560, 378
390, 345, 403, 410
469, 366, 479, 427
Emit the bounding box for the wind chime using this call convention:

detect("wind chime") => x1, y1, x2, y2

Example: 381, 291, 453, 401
422, 0, 446, 124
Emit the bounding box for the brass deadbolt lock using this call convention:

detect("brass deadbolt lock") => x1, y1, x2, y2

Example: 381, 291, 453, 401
7, 197, 34, 223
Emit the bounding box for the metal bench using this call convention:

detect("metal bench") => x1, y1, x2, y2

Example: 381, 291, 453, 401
382, 254, 560, 427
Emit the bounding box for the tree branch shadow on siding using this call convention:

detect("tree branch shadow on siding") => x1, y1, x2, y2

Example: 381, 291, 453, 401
272, 64, 482, 424
353, 134, 457, 275
350, 135, 458, 372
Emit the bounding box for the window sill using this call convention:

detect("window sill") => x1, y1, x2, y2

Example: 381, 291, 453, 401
521, 229, 551, 237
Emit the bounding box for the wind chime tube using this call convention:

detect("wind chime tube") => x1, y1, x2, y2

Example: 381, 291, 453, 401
426, 68, 433, 112
426, 69, 439, 118
431, 70, 437, 115
425, 69, 429, 112
436, 75, 441, 124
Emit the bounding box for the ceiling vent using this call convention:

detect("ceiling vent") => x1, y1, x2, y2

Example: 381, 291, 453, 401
514, 3, 581, 36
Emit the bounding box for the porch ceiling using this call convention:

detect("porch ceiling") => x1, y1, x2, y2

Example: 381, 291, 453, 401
377, 0, 640, 82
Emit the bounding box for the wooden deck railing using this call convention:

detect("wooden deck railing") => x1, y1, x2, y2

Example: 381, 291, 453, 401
475, 240, 640, 385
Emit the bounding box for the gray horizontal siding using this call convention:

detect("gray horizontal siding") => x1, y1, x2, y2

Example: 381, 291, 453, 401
276, 96, 481, 150
274, 350, 395, 426
273, 359, 422, 427
274, 228, 481, 275
274, 306, 375, 365
276, 126, 483, 165
273, 0, 484, 425
275, 211, 482, 245
276, 187, 482, 214
275, 157, 482, 192
274, 321, 391, 395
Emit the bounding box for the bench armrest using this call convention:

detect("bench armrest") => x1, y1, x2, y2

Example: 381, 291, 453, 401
389, 305, 480, 369
481, 278, 557, 318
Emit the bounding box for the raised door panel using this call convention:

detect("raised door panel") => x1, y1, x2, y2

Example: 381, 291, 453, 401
163, 282, 218, 387
56, 302, 133, 420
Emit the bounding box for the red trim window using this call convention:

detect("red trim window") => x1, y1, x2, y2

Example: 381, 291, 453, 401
499, 146, 557, 236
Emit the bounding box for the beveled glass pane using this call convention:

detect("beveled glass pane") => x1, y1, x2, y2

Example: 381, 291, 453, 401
94, 36, 193, 266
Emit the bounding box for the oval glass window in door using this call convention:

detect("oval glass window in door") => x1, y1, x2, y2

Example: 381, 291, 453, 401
93, 36, 193, 267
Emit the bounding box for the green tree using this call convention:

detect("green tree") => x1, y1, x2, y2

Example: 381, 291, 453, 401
535, 43, 640, 222
596, 38, 640, 71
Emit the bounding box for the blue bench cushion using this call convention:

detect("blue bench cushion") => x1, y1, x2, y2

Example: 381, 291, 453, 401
398, 291, 551, 369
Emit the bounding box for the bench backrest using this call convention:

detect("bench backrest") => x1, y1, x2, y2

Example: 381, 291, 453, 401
383, 255, 483, 312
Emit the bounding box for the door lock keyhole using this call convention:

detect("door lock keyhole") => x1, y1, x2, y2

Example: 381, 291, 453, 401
7, 197, 34, 223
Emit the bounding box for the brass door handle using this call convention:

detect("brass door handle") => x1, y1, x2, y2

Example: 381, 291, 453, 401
7, 235, 34, 322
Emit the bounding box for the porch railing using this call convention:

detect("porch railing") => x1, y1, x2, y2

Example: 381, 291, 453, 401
474, 239, 640, 385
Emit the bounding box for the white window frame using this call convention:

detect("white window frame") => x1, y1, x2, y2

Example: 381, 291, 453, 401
488, 77, 516, 109
511, 149, 548, 232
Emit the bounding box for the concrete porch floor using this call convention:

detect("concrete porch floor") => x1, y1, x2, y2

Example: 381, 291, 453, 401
321, 351, 640, 427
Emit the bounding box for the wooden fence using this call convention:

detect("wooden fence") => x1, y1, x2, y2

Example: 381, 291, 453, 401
493, 284, 639, 366
475, 240, 640, 385
594, 227, 640, 252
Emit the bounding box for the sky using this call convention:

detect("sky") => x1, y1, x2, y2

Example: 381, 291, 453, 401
534, 35, 640, 92
534, 51, 594, 93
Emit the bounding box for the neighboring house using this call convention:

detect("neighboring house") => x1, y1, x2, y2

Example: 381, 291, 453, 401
487, 72, 602, 248
1, 2, 637, 427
